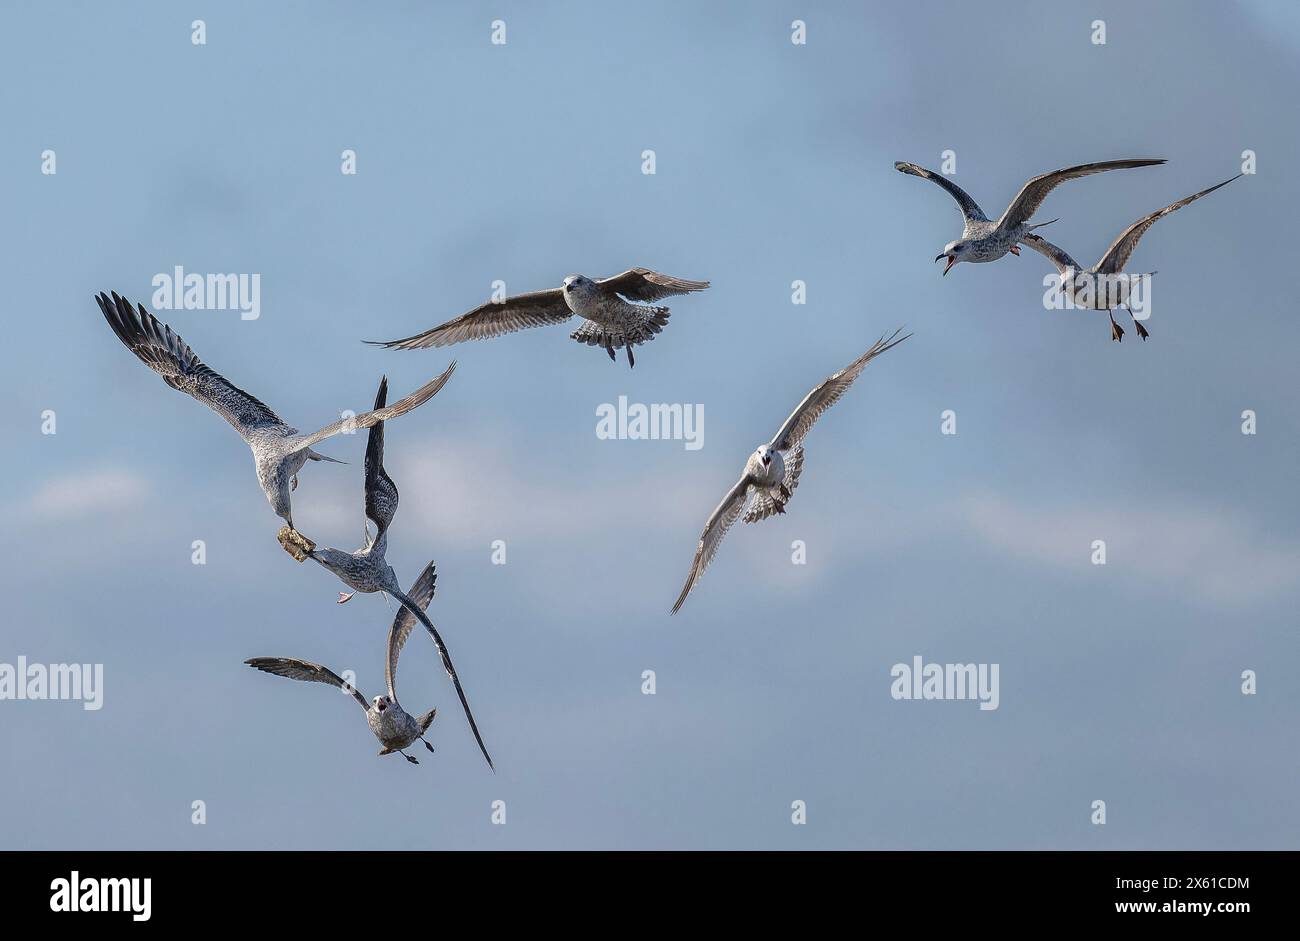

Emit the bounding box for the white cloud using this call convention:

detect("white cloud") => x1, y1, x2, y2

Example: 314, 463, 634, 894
24, 468, 150, 521
960, 492, 1300, 604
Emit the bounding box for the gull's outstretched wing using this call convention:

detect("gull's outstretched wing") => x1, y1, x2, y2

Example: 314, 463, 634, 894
385, 562, 438, 701
671, 475, 752, 615
768, 329, 909, 453
290, 362, 456, 454
1096, 174, 1241, 274
366, 289, 572, 350
244, 657, 369, 712
996, 158, 1166, 230
97, 292, 286, 439
1021, 234, 1083, 275
894, 162, 990, 229
391, 588, 495, 771
364, 376, 399, 539
598, 268, 711, 303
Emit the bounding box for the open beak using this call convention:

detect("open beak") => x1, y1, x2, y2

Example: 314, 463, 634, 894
941, 255, 956, 276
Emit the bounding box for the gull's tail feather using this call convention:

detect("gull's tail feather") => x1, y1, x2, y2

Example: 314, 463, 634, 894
392, 589, 494, 772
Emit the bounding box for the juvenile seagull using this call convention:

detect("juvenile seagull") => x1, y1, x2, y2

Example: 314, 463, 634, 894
295, 376, 401, 606
671, 330, 909, 615
95, 291, 455, 534
1023, 174, 1241, 341
279, 378, 495, 770
368, 268, 710, 367
895, 158, 1165, 274
246, 562, 440, 765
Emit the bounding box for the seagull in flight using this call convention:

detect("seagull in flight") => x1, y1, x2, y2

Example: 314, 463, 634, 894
367, 268, 710, 367
1023, 174, 1241, 341
96, 291, 455, 534
246, 562, 441, 765
671, 330, 909, 615
278, 377, 494, 770
895, 158, 1165, 274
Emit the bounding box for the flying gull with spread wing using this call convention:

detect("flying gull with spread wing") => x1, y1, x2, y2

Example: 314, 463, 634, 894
367, 268, 709, 367
95, 291, 454, 534
277, 377, 494, 770
1023, 174, 1242, 341
246, 562, 440, 765
671, 330, 909, 615
895, 158, 1166, 274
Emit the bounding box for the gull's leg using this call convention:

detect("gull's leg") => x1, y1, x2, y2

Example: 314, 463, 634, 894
337, 592, 355, 604
1126, 307, 1149, 341
1109, 310, 1124, 343
626, 341, 635, 369
400, 750, 418, 765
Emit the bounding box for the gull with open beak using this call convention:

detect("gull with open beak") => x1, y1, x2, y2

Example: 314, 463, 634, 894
894, 158, 1166, 275
671, 330, 909, 615
245, 562, 440, 765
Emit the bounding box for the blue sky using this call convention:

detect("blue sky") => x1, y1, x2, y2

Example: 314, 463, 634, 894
1, 1, 1297, 849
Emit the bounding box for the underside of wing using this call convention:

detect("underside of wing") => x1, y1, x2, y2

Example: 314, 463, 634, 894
1021, 234, 1082, 275
244, 657, 369, 712
366, 288, 572, 350
386, 562, 437, 700
97, 291, 285, 437
293, 361, 456, 453
1097, 174, 1241, 274
671, 476, 751, 614
894, 161, 990, 225
771, 329, 909, 453
996, 158, 1166, 231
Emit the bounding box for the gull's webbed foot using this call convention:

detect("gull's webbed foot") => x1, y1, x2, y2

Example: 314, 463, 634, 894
337, 592, 355, 604
402, 751, 418, 765
1109, 313, 1124, 343
1134, 320, 1150, 341
1009, 244, 1021, 256
423, 740, 435, 753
